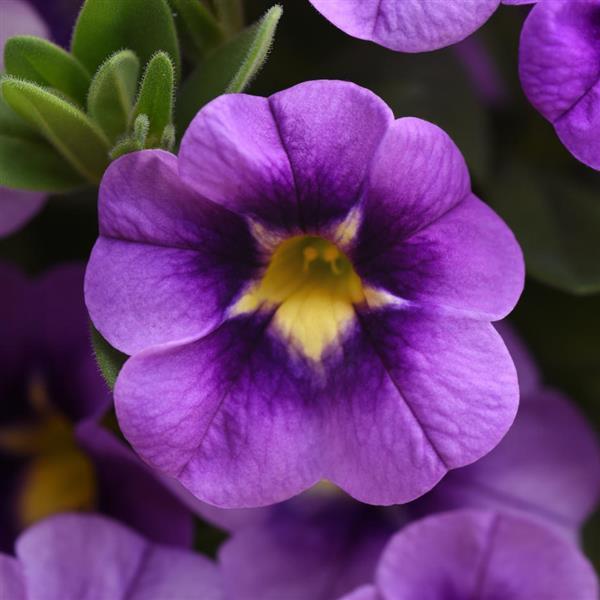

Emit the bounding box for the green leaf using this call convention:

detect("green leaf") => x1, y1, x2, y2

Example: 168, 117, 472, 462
178, 5, 282, 130
488, 164, 600, 294
169, 0, 224, 58
91, 326, 128, 389
4, 36, 91, 106
134, 52, 175, 145
87, 50, 140, 142
0, 97, 84, 191
71, 0, 180, 79
214, 0, 244, 36
1, 78, 110, 184
226, 5, 282, 93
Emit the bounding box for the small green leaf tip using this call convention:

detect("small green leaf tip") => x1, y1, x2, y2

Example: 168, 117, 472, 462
227, 5, 283, 93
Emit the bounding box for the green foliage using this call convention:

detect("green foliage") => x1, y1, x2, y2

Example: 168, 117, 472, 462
133, 52, 175, 145
169, 0, 224, 58
4, 36, 91, 106
489, 164, 600, 295
71, 0, 180, 79
214, 0, 244, 36
0, 96, 84, 191
87, 50, 140, 142
1, 78, 110, 184
91, 325, 128, 390
178, 5, 283, 129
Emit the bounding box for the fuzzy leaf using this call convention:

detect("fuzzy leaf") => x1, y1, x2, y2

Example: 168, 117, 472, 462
178, 5, 282, 129
71, 0, 180, 78
87, 50, 140, 142
4, 36, 91, 106
134, 52, 174, 145
91, 325, 128, 390
1, 78, 110, 184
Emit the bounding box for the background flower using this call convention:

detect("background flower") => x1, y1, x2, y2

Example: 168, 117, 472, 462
0, 513, 224, 600
308, 0, 536, 53
341, 509, 599, 600
520, 0, 600, 170
86, 80, 523, 509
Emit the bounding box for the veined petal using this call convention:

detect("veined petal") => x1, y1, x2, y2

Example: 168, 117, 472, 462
322, 307, 518, 504
115, 313, 323, 507
179, 81, 393, 232
85, 150, 259, 355
308, 0, 500, 53
355, 195, 524, 321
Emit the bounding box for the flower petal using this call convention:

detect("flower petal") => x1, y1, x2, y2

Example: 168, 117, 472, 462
520, 0, 600, 169
356, 117, 470, 247
179, 81, 393, 231
308, 0, 500, 52
323, 308, 518, 504
376, 510, 599, 600
416, 388, 600, 535
339, 586, 380, 600
114, 313, 323, 507
16, 513, 224, 600
0, 554, 25, 600
76, 420, 194, 547
355, 194, 524, 320
0, 188, 45, 238
85, 150, 258, 355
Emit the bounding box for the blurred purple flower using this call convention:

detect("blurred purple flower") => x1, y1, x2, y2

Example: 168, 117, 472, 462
0, 513, 224, 600
0, 0, 51, 237
216, 324, 600, 600
26, 0, 82, 49
520, 0, 600, 170
341, 509, 598, 600
0, 263, 193, 551
85, 80, 524, 508
308, 0, 536, 53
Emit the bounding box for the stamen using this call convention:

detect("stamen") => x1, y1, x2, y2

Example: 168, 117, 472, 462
323, 246, 341, 274
303, 246, 319, 271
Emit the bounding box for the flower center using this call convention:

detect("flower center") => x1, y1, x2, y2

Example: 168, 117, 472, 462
233, 235, 365, 361
0, 376, 97, 528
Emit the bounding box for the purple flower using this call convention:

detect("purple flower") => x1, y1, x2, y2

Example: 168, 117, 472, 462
0, 263, 194, 551
520, 0, 600, 170
308, 0, 536, 53
216, 324, 600, 600
0, 0, 51, 237
0, 513, 224, 600
340, 510, 599, 600
85, 80, 524, 508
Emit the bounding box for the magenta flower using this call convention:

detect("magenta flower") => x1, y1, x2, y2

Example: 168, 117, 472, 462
85, 80, 524, 508
308, 0, 536, 53
0, 263, 193, 550
520, 0, 600, 170
215, 324, 600, 600
342, 509, 598, 600
0, 0, 50, 237
0, 513, 224, 600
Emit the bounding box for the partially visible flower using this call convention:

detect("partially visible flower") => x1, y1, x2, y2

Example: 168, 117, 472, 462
86, 80, 524, 508
0, 263, 193, 551
308, 0, 536, 53
0, 513, 224, 600
340, 510, 598, 600
0, 0, 50, 237
25, 0, 82, 49
216, 324, 600, 600
520, 0, 600, 170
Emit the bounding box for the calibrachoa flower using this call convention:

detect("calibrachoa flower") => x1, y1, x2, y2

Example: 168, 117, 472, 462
341, 510, 599, 600
520, 0, 600, 170
308, 0, 536, 53
0, 513, 224, 600
216, 324, 600, 600
85, 80, 524, 508
0, 0, 50, 237
0, 263, 193, 550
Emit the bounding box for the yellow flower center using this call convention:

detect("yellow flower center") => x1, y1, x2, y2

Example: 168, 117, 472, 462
0, 377, 97, 528
233, 235, 365, 361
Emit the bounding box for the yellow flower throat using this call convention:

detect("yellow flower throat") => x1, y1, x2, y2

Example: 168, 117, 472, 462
233, 235, 365, 361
